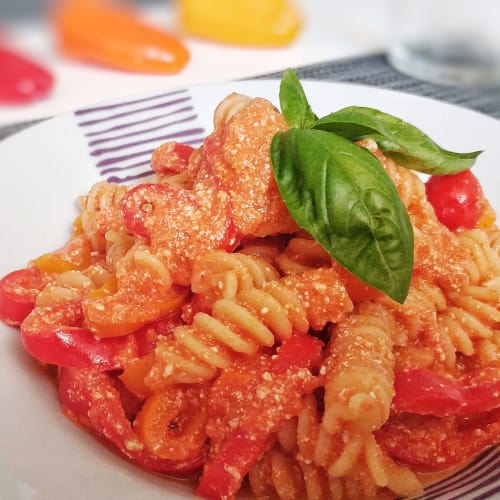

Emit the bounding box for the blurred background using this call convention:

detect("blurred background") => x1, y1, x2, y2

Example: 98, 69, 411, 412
0, 0, 394, 126
0, 0, 158, 18
0, 0, 498, 134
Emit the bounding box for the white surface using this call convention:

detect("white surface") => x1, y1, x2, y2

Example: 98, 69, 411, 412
0, 79, 499, 500
0, 0, 392, 126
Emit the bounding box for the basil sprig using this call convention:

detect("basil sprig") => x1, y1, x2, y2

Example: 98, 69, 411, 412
271, 69, 481, 303
314, 107, 482, 174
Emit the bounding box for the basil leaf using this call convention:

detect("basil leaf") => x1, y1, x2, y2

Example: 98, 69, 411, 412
313, 106, 482, 174
271, 128, 414, 303
279, 69, 317, 129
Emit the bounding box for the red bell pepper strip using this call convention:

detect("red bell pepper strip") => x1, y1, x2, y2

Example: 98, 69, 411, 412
271, 333, 323, 375
0, 45, 53, 104
392, 365, 500, 418
0, 267, 48, 326
376, 408, 500, 471
121, 177, 239, 286
53, 0, 189, 74
59, 367, 206, 475
20, 300, 137, 369
197, 334, 322, 499
459, 363, 500, 415
197, 427, 269, 499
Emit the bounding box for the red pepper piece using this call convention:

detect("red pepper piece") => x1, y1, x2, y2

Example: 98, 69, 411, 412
0, 46, 53, 104
0, 267, 48, 325
459, 363, 500, 416
59, 367, 206, 475
151, 142, 195, 177
376, 408, 500, 471
392, 364, 500, 418
197, 427, 269, 499
53, 0, 190, 74
197, 334, 322, 499
20, 299, 137, 369
271, 333, 323, 375
121, 174, 239, 286
132, 311, 183, 356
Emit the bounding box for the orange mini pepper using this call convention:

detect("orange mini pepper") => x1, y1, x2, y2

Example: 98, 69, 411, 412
53, 0, 189, 74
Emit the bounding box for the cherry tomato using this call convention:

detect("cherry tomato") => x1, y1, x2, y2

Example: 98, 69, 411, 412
425, 170, 483, 230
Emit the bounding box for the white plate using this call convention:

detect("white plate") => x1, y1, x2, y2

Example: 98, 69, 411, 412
0, 80, 499, 500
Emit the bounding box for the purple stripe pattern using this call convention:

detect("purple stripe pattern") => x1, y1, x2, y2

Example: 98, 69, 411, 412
407, 447, 500, 500
75, 88, 206, 183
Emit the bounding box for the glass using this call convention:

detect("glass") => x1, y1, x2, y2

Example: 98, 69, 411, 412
387, 0, 500, 86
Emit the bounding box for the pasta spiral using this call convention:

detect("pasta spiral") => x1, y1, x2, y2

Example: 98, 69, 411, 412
212, 92, 252, 128
438, 280, 500, 356
275, 236, 331, 276
34, 270, 92, 307
457, 228, 500, 285
78, 181, 129, 253
152, 283, 308, 384
151, 268, 352, 386
321, 301, 396, 437
248, 394, 421, 499
190, 249, 280, 301
381, 278, 456, 371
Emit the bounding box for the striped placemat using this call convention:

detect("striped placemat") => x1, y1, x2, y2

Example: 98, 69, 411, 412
255, 53, 500, 119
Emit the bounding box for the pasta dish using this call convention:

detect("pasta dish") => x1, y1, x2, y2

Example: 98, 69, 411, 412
0, 73, 499, 499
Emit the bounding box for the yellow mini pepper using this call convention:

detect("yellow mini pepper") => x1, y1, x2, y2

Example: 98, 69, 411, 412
178, 0, 302, 47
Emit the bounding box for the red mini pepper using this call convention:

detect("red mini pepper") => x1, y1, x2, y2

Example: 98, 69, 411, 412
53, 0, 190, 74
0, 45, 53, 104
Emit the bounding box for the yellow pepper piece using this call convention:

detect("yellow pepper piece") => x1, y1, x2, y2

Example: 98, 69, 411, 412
72, 214, 83, 235
178, 0, 302, 46
35, 253, 77, 274
478, 201, 497, 229
86, 274, 118, 299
